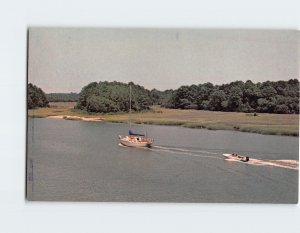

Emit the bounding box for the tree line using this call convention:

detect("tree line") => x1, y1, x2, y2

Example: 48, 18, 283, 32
28, 79, 299, 114
161, 79, 299, 114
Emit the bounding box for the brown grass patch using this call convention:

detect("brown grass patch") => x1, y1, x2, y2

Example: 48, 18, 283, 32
28, 105, 299, 136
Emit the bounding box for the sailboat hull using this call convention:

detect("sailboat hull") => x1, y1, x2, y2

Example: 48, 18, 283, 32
119, 136, 153, 148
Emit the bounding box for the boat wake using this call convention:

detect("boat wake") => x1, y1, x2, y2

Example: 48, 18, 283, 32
119, 143, 299, 170
250, 159, 298, 170
225, 157, 299, 170
119, 143, 220, 159
154, 145, 218, 155
150, 145, 221, 160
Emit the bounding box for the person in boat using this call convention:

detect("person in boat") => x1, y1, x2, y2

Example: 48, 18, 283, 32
240, 156, 250, 162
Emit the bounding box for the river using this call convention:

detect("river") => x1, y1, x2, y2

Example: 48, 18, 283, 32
27, 118, 298, 203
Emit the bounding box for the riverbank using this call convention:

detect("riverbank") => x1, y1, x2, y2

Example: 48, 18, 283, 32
47, 115, 104, 122
28, 102, 299, 136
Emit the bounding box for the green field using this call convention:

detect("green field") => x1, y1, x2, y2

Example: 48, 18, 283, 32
28, 102, 299, 136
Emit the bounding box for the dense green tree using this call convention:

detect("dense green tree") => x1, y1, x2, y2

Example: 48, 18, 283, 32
86, 95, 119, 112
28, 83, 49, 109
243, 80, 262, 108
76, 81, 152, 113
227, 86, 243, 111
196, 83, 214, 109
174, 86, 194, 109
261, 85, 277, 98
161, 90, 176, 108
274, 104, 290, 114
208, 90, 226, 111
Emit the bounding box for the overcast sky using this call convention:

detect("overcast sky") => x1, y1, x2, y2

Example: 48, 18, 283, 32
28, 28, 299, 93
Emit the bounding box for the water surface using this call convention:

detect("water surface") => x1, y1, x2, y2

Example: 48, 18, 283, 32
27, 118, 298, 203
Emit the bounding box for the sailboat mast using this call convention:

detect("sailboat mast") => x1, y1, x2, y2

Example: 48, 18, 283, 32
129, 85, 132, 129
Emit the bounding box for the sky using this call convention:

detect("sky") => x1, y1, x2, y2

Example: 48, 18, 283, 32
28, 28, 299, 93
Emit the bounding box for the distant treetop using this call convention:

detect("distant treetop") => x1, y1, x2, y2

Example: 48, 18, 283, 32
27, 83, 49, 109
46, 93, 79, 102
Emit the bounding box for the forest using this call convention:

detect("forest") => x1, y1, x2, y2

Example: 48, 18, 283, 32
28, 79, 299, 114
161, 79, 299, 114
27, 83, 49, 109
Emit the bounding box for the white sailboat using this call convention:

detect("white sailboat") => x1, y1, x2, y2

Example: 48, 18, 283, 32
119, 85, 153, 148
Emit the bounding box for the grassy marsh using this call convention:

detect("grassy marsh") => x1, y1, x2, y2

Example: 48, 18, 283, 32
28, 102, 299, 136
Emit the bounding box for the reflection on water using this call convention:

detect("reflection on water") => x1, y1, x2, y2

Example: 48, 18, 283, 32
27, 118, 299, 203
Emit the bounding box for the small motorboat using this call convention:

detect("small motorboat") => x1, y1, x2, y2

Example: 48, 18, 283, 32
223, 153, 250, 162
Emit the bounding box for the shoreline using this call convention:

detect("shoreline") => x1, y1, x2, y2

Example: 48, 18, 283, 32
28, 113, 299, 137
47, 115, 104, 122
27, 103, 299, 137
